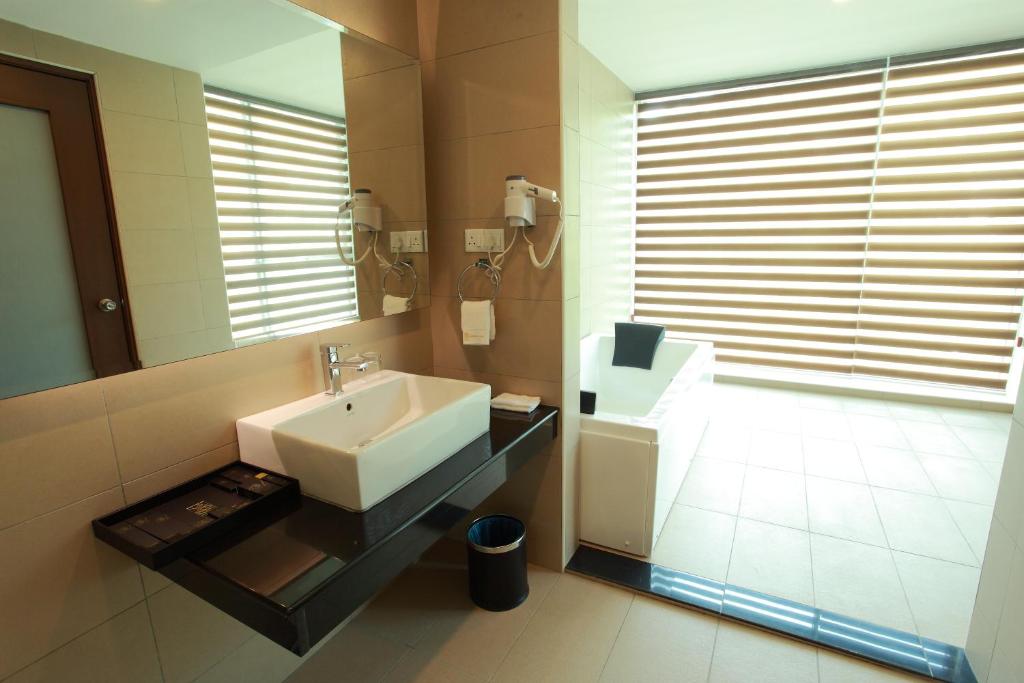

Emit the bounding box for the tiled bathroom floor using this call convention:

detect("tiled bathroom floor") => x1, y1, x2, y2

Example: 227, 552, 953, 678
284, 560, 921, 683
652, 382, 1012, 647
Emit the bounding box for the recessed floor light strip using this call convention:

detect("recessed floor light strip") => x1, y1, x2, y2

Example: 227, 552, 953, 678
567, 545, 975, 682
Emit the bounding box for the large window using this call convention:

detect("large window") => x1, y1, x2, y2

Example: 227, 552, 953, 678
633, 46, 1024, 392
204, 88, 356, 345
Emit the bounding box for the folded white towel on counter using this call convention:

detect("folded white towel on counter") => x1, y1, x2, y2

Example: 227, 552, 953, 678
490, 392, 541, 413
383, 294, 409, 316
462, 300, 495, 345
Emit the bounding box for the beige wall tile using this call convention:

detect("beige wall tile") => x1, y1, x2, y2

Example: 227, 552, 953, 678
430, 297, 562, 382
111, 172, 191, 231
316, 307, 434, 376
148, 583, 253, 683
560, 0, 580, 42
121, 229, 199, 286
33, 32, 177, 121
5, 603, 162, 683
562, 215, 580, 302
123, 443, 239, 504
138, 329, 221, 368
290, 0, 419, 59
348, 145, 427, 222
0, 488, 144, 680
103, 333, 317, 481
102, 111, 186, 175
0, 18, 35, 56
433, 367, 562, 406
422, 32, 559, 142
493, 573, 633, 681
200, 278, 231, 329
561, 127, 581, 216
0, 381, 119, 529
341, 34, 415, 80
172, 68, 207, 125
194, 225, 227, 280
129, 281, 207, 340
187, 177, 219, 230
345, 64, 423, 153
416, 0, 558, 61
180, 122, 214, 177
425, 125, 562, 221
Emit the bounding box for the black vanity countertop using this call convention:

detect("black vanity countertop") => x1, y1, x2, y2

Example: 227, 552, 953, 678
160, 406, 558, 655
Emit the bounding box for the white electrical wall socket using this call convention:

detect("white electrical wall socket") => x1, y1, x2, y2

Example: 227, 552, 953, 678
390, 230, 427, 253
464, 228, 505, 253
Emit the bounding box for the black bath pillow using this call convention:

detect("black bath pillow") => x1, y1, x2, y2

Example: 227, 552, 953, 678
611, 322, 665, 370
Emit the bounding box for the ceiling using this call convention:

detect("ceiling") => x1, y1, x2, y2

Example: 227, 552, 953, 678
0, 0, 345, 116
580, 0, 1024, 94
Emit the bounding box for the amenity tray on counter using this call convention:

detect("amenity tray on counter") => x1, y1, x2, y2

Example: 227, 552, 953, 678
92, 462, 301, 569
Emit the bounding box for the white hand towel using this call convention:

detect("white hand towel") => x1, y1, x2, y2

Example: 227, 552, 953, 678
462, 300, 493, 345
490, 392, 541, 413
383, 294, 409, 316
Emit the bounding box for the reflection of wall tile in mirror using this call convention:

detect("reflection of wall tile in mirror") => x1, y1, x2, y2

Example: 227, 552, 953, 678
199, 278, 232, 329
121, 230, 199, 287
137, 329, 222, 369
348, 145, 427, 222
416, 0, 558, 61
0, 381, 118, 530
194, 226, 228, 281
0, 18, 35, 56
3, 603, 162, 683
130, 281, 207, 341
186, 177, 219, 230
339, 34, 414, 80
180, 123, 215, 178
421, 32, 559, 142
110, 172, 191, 231
103, 334, 316, 481
344, 64, 423, 153
0, 488, 144, 680
102, 110, 186, 175
172, 68, 207, 125
33, 31, 178, 121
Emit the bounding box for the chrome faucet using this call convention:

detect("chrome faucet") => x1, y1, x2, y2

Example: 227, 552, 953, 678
321, 344, 382, 395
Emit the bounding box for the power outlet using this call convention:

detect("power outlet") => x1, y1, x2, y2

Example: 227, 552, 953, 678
390, 230, 427, 253
464, 228, 505, 253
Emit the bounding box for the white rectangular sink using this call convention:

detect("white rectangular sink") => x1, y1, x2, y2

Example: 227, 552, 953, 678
237, 371, 491, 511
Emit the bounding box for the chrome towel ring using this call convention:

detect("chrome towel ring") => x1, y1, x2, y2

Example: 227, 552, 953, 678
381, 259, 418, 300
457, 259, 501, 303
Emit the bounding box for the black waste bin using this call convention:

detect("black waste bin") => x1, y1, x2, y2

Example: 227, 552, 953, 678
466, 514, 529, 611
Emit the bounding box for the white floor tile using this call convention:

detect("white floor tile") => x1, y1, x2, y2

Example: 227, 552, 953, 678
848, 414, 912, 449
839, 396, 891, 417
897, 420, 973, 458
872, 488, 978, 565
676, 458, 746, 515
951, 425, 1010, 463
747, 429, 804, 473
858, 445, 937, 495
599, 595, 717, 683
800, 408, 852, 440
749, 405, 803, 434
942, 499, 994, 566
799, 393, 845, 411
803, 436, 867, 484
981, 459, 1003, 481
809, 534, 917, 633
708, 621, 818, 683
697, 421, 751, 463
918, 453, 998, 505
892, 551, 980, 646
739, 466, 808, 530
887, 402, 944, 423
651, 505, 735, 582
806, 476, 887, 546
727, 518, 814, 604
940, 407, 1011, 431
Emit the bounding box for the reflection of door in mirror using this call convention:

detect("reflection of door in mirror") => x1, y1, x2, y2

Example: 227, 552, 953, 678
0, 56, 136, 399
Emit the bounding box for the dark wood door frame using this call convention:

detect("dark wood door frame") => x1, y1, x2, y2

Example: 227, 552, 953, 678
0, 53, 139, 376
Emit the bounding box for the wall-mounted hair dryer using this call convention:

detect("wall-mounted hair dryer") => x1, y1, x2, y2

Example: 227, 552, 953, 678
500, 175, 563, 270
335, 189, 389, 266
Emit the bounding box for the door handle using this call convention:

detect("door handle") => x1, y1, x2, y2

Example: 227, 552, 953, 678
97, 298, 118, 312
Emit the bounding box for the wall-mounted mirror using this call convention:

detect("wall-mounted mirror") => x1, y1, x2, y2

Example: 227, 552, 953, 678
0, 0, 428, 400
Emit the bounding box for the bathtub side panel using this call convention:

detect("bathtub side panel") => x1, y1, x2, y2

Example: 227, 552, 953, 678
580, 430, 653, 556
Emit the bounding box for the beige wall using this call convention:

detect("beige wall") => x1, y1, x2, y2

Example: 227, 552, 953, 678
417, 0, 567, 569
0, 19, 233, 369
966, 372, 1024, 681
0, 308, 432, 682
288, 0, 420, 58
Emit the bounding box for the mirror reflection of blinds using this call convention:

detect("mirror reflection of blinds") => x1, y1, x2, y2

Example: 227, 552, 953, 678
204, 89, 355, 345
634, 46, 1024, 391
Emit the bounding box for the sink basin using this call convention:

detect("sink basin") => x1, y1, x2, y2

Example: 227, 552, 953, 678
237, 371, 491, 511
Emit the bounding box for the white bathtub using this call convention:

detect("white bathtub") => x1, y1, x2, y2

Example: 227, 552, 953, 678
579, 334, 713, 557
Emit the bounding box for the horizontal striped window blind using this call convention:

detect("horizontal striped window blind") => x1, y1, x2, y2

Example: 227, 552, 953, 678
204, 88, 356, 345
634, 46, 1024, 392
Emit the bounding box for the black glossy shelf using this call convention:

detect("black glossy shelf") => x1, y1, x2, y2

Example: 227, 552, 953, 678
568, 544, 976, 683
157, 406, 558, 655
